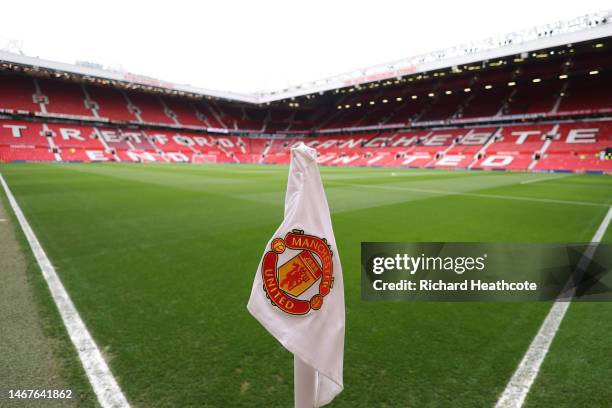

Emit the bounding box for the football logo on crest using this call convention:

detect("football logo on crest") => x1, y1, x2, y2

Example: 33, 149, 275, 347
261, 230, 334, 315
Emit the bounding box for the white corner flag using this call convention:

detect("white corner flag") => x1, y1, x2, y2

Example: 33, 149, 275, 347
247, 142, 345, 407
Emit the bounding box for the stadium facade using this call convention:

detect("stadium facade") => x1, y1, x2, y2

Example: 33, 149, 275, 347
0, 11, 610, 173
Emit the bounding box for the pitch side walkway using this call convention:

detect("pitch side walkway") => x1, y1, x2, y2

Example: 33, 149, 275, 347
0, 190, 79, 407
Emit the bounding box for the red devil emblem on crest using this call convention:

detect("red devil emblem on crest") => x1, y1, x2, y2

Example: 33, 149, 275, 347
261, 229, 334, 315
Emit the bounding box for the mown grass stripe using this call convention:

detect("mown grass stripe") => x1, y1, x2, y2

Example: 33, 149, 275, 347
328, 181, 608, 208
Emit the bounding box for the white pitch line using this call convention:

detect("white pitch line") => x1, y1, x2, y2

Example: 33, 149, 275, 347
0, 173, 130, 408
519, 175, 569, 185
495, 205, 612, 408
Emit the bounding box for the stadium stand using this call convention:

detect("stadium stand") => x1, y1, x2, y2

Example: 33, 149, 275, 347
163, 97, 206, 127
1, 116, 609, 171
127, 92, 176, 125
0, 73, 40, 113
0, 34, 610, 173
38, 78, 94, 117
86, 85, 138, 122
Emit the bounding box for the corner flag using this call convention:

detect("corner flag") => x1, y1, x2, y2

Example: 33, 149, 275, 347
247, 142, 345, 407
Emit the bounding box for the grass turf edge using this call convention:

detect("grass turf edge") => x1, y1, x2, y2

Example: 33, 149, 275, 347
0, 176, 100, 408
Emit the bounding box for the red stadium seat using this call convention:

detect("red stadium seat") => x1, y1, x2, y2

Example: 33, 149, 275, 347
0, 45, 610, 173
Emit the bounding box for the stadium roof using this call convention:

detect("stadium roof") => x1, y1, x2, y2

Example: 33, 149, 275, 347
1, 10, 610, 105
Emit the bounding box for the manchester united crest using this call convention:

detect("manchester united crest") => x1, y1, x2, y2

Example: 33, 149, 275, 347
261, 229, 334, 315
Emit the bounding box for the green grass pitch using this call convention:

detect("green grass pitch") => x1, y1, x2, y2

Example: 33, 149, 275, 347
0, 162, 611, 407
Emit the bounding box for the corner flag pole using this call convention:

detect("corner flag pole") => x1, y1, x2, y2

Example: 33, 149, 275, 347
295, 355, 317, 408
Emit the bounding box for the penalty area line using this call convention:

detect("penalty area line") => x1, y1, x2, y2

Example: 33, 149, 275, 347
0, 173, 130, 408
495, 205, 612, 408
